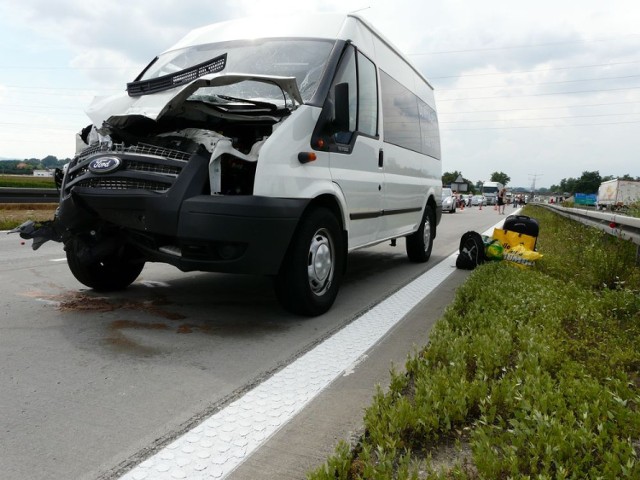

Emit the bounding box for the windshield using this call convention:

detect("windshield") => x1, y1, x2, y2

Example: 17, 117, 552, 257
139, 38, 334, 104
483, 186, 499, 194
442, 188, 452, 198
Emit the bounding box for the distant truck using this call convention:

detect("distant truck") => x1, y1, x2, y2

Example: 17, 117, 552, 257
481, 181, 504, 205
597, 179, 640, 210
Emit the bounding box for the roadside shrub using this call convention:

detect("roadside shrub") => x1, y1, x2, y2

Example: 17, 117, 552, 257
532, 205, 640, 290
308, 207, 640, 479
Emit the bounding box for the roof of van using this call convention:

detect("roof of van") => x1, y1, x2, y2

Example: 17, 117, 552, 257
164, 13, 350, 52
162, 13, 433, 89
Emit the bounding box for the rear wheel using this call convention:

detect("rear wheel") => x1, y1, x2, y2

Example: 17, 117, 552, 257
406, 204, 435, 263
65, 237, 145, 291
275, 208, 344, 316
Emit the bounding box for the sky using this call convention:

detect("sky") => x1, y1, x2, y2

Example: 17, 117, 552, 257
0, 0, 638, 189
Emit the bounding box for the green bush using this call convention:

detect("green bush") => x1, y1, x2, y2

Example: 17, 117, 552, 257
308, 206, 640, 479
627, 201, 640, 219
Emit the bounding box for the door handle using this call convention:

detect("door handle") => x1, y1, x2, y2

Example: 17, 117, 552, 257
378, 149, 384, 168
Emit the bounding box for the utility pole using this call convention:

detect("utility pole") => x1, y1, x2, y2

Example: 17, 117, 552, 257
528, 173, 543, 202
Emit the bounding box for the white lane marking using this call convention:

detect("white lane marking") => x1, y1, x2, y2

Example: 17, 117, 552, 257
342, 354, 369, 377
119, 254, 457, 480
121, 218, 510, 480
50, 258, 67, 262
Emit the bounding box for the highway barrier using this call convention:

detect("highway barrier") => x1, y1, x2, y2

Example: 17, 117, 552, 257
542, 203, 640, 264
0, 188, 60, 203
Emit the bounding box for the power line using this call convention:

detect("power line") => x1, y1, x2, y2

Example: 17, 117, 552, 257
409, 34, 640, 55
439, 112, 640, 124
2, 85, 121, 93
435, 74, 640, 92
0, 103, 86, 111
437, 85, 640, 101
442, 120, 640, 131
437, 101, 640, 115
429, 61, 640, 80
0, 122, 78, 131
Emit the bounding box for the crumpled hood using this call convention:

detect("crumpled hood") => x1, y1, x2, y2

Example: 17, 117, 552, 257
86, 72, 303, 127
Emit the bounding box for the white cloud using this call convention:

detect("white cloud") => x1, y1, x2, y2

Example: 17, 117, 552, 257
0, 0, 639, 185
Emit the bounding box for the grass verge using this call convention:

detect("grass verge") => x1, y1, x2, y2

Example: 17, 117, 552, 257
0, 174, 56, 188
0, 203, 57, 231
308, 205, 640, 479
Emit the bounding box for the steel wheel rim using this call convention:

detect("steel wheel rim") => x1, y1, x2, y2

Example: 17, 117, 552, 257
307, 228, 334, 296
423, 216, 432, 252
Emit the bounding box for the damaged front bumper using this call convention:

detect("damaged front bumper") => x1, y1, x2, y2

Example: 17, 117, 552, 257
11, 142, 309, 276
9, 218, 63, 250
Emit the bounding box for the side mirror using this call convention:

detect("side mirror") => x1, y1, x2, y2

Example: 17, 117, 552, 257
333, 82, 350, 133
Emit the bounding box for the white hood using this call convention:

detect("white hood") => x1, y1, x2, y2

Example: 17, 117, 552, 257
86, 73, 303, 127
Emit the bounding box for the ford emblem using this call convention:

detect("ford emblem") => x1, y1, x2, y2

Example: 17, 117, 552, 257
88, 156, 122, 174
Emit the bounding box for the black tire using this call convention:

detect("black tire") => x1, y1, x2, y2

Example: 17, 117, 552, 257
275, 208, 344, 316
65, 238, 145, 291
406, 204, 435, 263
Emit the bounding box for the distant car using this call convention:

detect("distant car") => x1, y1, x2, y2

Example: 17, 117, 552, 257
471, 195, 486, 206
442, 187, 456, 213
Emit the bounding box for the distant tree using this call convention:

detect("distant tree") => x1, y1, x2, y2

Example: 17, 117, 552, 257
442, 171, 476, 193
554, 171, 606, 194
441, 171, 462, 186
574, 171, 602, 194
619, 174, 640, 181
41, 155, 59, 169
490, 171, 511, 186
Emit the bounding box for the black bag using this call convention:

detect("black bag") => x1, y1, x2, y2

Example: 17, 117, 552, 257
456, 231, 486, 270
503, 215, 539, 238
503, 215, 539, 249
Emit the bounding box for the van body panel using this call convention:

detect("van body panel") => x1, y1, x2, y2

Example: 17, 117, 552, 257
329, 135, 383, 248
20, 13, 442, 315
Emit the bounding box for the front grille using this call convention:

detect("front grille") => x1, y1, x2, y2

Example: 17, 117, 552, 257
125, 143, 191, 162
127, 160, 181, 176
65, 142, 193, 196
74, 142, 191, 165
75, 177, 172, 192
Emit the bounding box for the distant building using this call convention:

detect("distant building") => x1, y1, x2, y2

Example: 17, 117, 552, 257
33, 169, 54, 177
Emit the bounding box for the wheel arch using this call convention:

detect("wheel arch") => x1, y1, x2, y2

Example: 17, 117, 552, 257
300, 194, 348, 274
427, 193, 441, 235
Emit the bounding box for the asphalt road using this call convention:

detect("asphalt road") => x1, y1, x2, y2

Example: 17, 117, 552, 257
0, 205, 507, 479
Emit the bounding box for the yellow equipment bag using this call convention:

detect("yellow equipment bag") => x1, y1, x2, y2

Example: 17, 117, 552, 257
492, 228, 536, 251
503, 244, 543, 269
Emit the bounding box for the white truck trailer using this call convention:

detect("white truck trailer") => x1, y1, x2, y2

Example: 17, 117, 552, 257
597, 179, 640, 210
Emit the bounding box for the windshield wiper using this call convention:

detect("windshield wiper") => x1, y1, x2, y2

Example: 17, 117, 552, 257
127, 53, 228, 97
214, 95, 278, 111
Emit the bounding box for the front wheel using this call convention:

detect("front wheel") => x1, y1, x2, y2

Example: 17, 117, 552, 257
65, 237, 145, 291
405, 204, 435, 263
275, 208, 344, 316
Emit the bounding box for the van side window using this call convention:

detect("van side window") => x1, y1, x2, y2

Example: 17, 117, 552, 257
380, 70, 441, 159
332, 46, 357, 143
314, 45, 380, 149
357, 52, 378, 137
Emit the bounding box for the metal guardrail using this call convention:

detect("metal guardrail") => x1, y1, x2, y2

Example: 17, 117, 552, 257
541, 203, 640, 263
0, 187, 60, 203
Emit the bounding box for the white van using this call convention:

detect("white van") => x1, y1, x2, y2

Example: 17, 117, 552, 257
20, 13, 442, 315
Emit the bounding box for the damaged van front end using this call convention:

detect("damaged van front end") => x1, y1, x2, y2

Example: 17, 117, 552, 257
14, 14, 442, 316
15, 33, 335, 294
